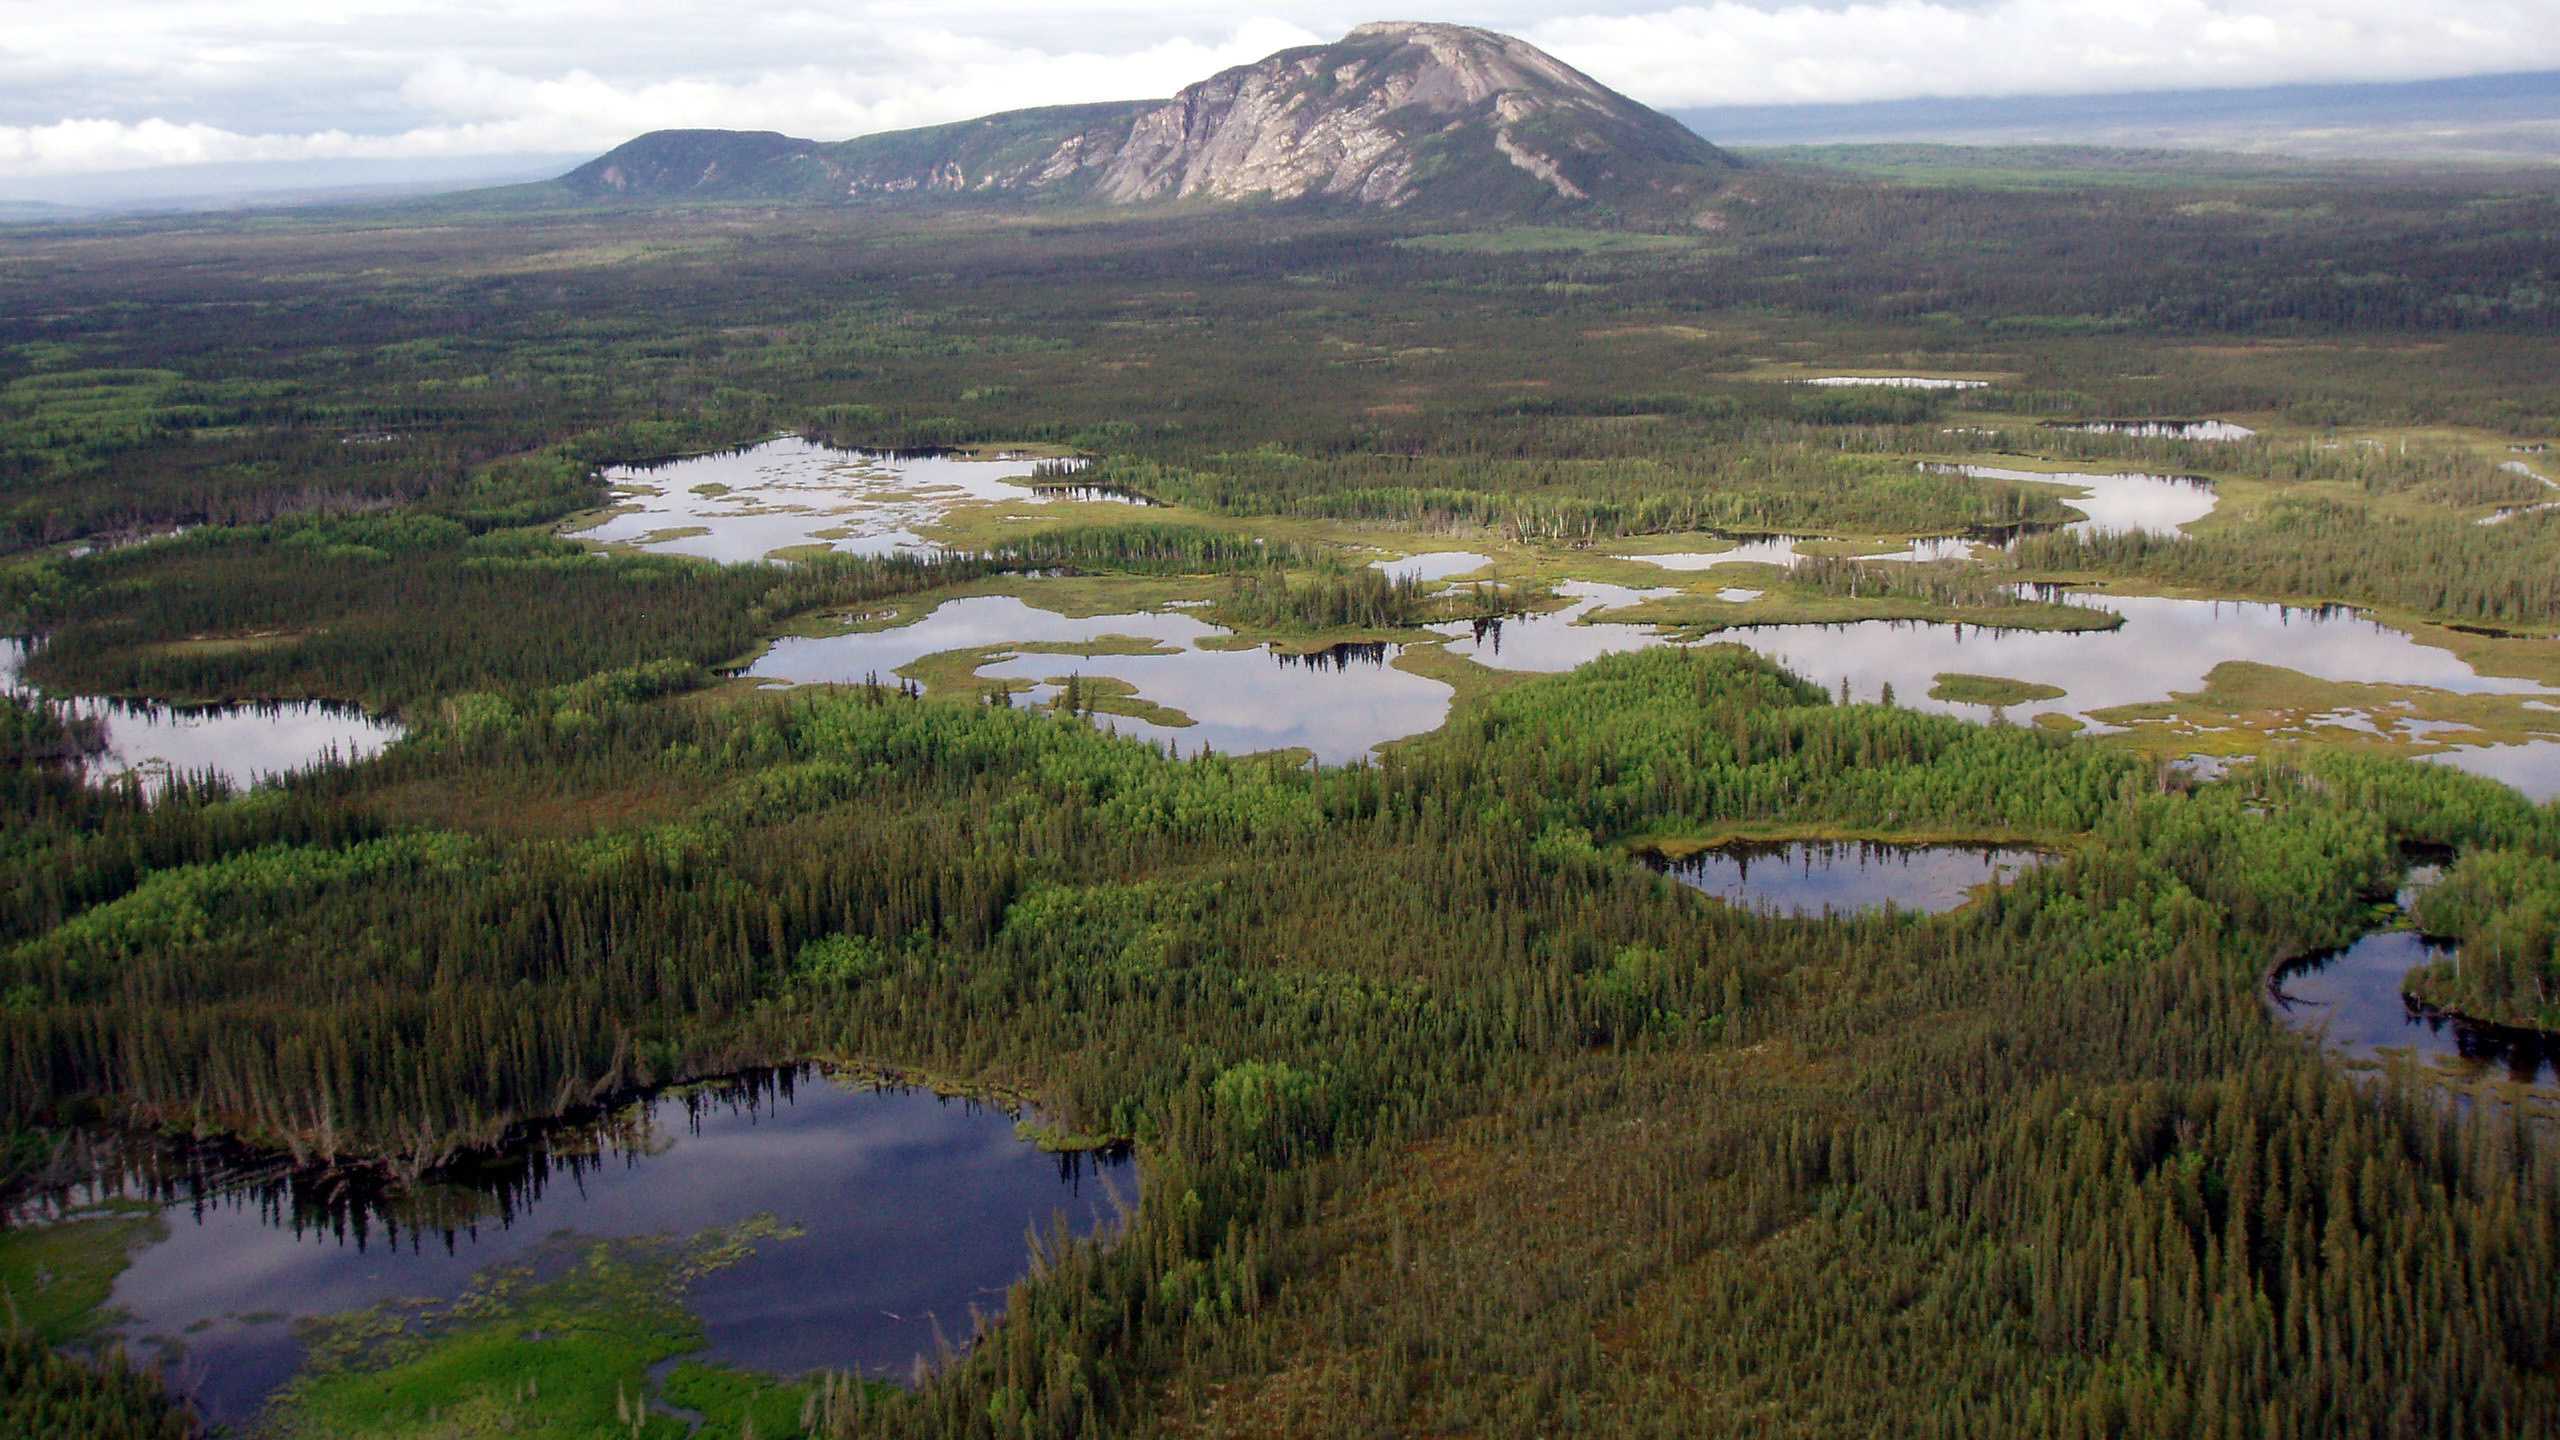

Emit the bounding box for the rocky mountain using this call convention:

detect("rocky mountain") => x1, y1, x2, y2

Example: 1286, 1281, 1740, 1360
562, 22, 1739, 223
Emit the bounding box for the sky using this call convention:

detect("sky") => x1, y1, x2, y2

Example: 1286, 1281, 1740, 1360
4, 1, 2558, 180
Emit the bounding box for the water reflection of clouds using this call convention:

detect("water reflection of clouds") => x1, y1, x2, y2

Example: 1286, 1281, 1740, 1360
2419, 741, 2560, 802
1, 637, 401, 796
88, 1074, 1133, 1423
1371, 550, 1493, 583
1446, 587, 2553, 719
752, 595, 1455, 764
1657, 842, 2046, 916
1617, 537, 1812, 570
1430, 585, 2560, 797
1939, 465, 2217, 539
573, 437, 1091, 563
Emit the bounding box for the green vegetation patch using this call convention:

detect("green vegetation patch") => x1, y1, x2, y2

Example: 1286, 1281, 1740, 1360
2407, 848, 2560, 1034
0, 1204, 166, 1343
1929, 673, 2068, 706
1037, 673, 1195, 728
263, 1217, 831, 1440
2086, 661, 2560, 758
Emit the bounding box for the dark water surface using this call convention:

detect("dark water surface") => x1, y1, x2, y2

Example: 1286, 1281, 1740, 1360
19, 1070, 1132, 1425
1650, 841, 2049, 916
2271, 932, 2560, 1092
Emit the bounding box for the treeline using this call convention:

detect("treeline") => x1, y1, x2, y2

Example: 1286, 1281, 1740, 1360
0, 1330, 193, 1440
1786, 553, 2117, 623
9, 516, 1480, 716
983, 521, 1309, 575
2409, 846, 2560, 1031
1212, 568, 1428, 631
9, 518, 996, 711
1073, 450, 2074, 543
2009, 497, 2560, 624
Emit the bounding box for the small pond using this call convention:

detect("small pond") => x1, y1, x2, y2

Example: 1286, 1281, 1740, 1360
571, 437, 1094, 563
1615, 535, 1814, 571
1929, 464, 2218, 539
1, 638, 402, 796
1433, 581, 1680, 671
2271, 906, 2558, 1100
1372, 551, 1495, 583
2053, 420, 2257, 441
1648, 841, 2049, 916
11, 1068, 1133, 1426
1801, 376, 1988, 390
747, 595, 1453, 764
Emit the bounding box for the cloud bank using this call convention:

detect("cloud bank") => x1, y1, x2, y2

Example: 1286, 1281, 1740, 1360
3, 1, 2555, 178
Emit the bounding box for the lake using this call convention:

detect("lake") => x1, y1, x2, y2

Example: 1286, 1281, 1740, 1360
1, 637, 402, 796
1372, 551, 1496, 583
570, 438, 1101, 563
2053, 420, 2257, 441
1928, 464, 2218, 538
11, 1068, 1133, 1427
1649, 840, 2049, 915
746, 595, 1454, 763
1430, 585, 2559, 796
1442, 587, 2551, 718
2272, 932, 2559, 1095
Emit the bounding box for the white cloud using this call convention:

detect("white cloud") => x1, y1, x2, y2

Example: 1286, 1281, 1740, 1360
1521, 1, 2560, 108
0, 2, 2554, 178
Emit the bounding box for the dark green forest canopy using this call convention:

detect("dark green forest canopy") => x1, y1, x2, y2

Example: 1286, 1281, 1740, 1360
0, 154, 2557, 1437
6, 645, 2558, 1434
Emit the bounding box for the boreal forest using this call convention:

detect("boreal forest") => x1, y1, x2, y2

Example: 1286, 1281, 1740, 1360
3, 24, 2560, 1439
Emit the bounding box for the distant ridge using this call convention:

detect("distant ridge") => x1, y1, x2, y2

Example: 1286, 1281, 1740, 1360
562, 22, 1740, 224
1679, 69, 2560, 162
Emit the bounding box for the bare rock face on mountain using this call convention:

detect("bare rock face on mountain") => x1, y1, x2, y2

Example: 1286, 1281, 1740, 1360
564, 22, 1739, 224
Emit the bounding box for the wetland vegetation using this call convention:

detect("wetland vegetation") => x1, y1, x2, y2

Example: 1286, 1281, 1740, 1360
2, 141, 2559, 1436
